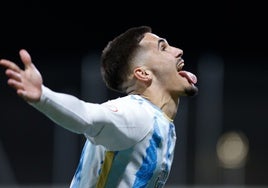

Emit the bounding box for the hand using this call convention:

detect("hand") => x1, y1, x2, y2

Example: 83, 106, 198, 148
0, 49, 43, 102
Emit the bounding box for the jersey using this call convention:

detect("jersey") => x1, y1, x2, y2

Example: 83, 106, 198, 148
31, 86, 177, 188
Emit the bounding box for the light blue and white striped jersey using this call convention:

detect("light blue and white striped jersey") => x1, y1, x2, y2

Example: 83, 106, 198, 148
31, 86, 177, 188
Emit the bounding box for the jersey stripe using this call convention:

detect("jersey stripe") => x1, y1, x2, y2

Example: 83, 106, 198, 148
133, 121, 161, 187
96, 151, 115, 187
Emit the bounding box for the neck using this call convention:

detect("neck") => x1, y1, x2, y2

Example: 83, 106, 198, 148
134, 91, 180, 120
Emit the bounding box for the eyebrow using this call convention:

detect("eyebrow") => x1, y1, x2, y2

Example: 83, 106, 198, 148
157, 38, 167, 50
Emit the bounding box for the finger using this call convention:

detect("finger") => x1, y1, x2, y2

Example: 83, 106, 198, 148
7, 78, 24, 91
17, 89, 26, 98
0, 59, 21, 73
5, 69, 22, 82
19, 49, 32, 68
17, 89, 31, 102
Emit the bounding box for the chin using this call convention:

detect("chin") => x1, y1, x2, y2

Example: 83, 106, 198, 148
185, 85, 198, 97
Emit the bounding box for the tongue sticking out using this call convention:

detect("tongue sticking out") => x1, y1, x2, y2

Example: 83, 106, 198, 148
178, 71, 197, 84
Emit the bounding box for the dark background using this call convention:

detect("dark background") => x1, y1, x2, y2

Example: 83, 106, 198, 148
0, 1, 267, 187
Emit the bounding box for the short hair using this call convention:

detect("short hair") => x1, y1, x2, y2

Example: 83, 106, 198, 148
100, 25, 152, 93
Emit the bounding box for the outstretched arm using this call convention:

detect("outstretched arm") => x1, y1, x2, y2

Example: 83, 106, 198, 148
0, 49, 43, 102
0, 49, 96, 134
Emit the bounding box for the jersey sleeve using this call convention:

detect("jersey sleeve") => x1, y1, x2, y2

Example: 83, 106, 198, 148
86, 96, 154, 151
30, 85, 153, 151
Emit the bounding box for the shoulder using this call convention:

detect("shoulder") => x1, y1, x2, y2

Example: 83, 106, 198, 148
102, 95, 150, 113
91, 95, 155, 150
103, 95, 152, 109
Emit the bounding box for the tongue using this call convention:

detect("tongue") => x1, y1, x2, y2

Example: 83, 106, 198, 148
179, 71, 197, 84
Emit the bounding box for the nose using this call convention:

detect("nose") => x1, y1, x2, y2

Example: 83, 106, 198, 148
176, 48, 183, 58
172, 47, 183, 58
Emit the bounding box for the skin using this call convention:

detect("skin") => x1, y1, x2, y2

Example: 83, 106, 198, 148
0, 32, 197, 120
127, 33, 197, 120
0, 49, 43, 103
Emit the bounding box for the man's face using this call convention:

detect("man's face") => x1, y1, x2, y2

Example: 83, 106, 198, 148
138, 33, 198, 97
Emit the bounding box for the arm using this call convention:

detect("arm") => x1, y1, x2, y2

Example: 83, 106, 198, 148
30, 85, 105, 134
31, 87, 153, 151
0, 49, 102, 134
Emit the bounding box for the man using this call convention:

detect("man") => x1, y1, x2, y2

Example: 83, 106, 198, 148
0, 26, 198, 187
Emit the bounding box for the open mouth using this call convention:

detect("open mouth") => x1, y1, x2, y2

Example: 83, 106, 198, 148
176, 60, 184, 71
176, 60, 197, 85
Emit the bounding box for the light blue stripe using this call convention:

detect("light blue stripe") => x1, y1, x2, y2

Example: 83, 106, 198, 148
71, 140, 88, 188
133, 118, 161, 187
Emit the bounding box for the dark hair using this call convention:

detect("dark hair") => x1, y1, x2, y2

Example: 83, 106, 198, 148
100, 25, 152, 93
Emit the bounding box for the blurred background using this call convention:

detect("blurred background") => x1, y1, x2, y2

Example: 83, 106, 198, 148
0, 1, 267, 187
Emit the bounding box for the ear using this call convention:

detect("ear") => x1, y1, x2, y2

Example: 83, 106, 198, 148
133, 67, 152, 81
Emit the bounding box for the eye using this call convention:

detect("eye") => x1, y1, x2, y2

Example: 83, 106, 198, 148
158, 39, 169, 51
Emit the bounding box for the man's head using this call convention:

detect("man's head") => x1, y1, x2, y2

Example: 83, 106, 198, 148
101, 26, 151, 93
101, 26, 198, 98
